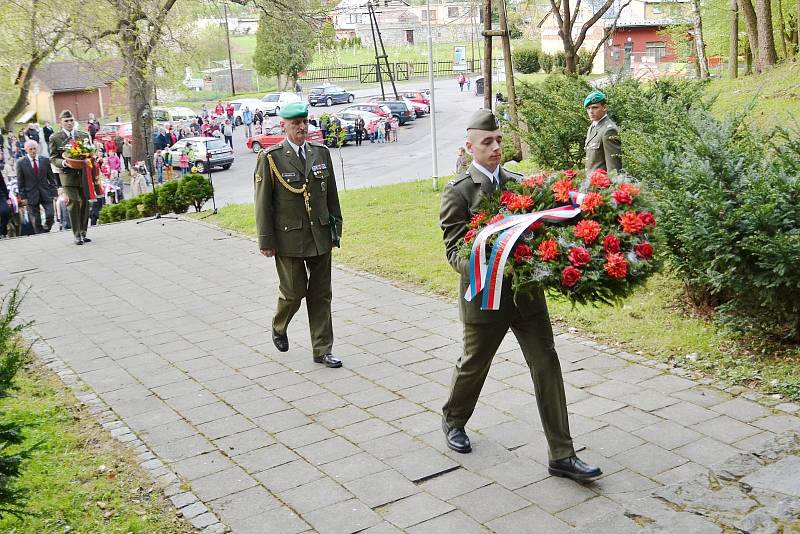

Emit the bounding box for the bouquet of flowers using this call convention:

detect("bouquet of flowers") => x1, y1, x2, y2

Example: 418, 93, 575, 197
459, 168, 658, 307
63, 138, 103, 198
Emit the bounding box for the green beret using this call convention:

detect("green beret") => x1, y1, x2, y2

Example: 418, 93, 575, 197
466, 109, 500, 131
583, 90, 607, 108
279, 102, 309, 119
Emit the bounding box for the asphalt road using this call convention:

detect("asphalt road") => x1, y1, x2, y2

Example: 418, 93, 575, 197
208, 79, 483, 207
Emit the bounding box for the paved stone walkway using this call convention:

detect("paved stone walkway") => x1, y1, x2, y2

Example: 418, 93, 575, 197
3, 221, 800, 533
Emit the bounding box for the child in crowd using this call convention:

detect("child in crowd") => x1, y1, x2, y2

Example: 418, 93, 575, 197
391, 117, 399, 142
56, 187, 70, 231
179, 149, 189, 176
376, 120, 385, 143
384, 119, 392, 144
130, 162, 147, 197
164, 150, 173, 181
154, 150, 164, 184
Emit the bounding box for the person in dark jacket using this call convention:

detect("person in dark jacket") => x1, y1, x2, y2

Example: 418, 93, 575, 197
0, 168, 11, 238
16, 139, 58, 233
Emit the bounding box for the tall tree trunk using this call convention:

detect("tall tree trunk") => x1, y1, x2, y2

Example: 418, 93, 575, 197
729, 0, 739, 78
755, 0, 778, 69
564, 45, 577, 74
690, 0, 710, 79
745, 39, 754, 73
797, 0, 800, 57
738, 0, 761, 71
120, 25, 155, 174
2, 61, 40, 131
777, 0, 788, 57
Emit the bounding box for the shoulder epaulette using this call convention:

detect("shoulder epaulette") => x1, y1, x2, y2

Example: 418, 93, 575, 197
503, 168, 525, 179
309, 141, 328, 150
446, 173, 470, 187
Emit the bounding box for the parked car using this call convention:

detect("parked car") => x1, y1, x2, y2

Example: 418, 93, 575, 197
95, 122, 133, 144
308, 85, 355, 107
369, 95, 428, 117
245, 125, 324, 153
229, 98, 265, 125
339, 103, 392, 118
366, 99, 415, 125
163, 136, 234, 173
399, 90, 431, 107
259, 92, 301, 116
153, 107, 193, 128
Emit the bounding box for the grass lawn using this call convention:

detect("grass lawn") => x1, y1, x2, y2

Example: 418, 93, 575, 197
708, 62, 800, 130
191, 179, 799, 400
0, 363, 191, 533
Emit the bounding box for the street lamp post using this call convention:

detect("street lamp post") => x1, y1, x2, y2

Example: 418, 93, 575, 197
426, 0, 439, 191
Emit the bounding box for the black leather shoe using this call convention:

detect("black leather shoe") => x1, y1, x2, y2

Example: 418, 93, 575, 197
272, 329, 289, 352
313, 353, 342, 368
74, 236, 84, 245
442, 419, 472, 453
81, 234, 92, 243
548, 456, 602, 481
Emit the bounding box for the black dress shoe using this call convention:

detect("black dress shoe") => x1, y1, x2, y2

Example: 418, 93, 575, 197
81, 234, 92, 243
548, 456, 602, 481
272, 329, 289, 352
442, 419, 472, 453
313, 353, 342, 368
74, 236, 84, 245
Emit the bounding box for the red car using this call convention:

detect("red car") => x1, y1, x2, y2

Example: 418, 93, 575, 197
246, 125, 324, 153
340, 103, 392, 118
400, 90, 430, 107
94, 122, 133, 144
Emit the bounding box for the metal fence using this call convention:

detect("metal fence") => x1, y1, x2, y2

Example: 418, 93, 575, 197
300, 59, 497, 84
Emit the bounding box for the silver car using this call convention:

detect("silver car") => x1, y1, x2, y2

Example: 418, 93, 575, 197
164, 136, 234, 173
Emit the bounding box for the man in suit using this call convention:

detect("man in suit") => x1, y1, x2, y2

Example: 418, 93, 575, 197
49, 109, 93, 245
254, 102, 344, 369
438, 109, 602, 481
0, 168, 11, 239
16, 139, 58, 233
584, 90, 622, 176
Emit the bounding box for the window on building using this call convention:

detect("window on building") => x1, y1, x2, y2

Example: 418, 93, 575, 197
423, 9, 437, 21
448, 6, 459, 18
348, 13, 362, 24
646, 41, 667, 60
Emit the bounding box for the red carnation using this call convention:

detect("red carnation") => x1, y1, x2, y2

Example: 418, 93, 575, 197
638, 211, 656, 228
603, 234, 621, 254
619, 182, 641, 197
513, 243, 533, 263
568, 247, 591, 267
522, 175, 546, 188
563, 169, 578, 179
611, 190, 633, 205
469, 210, 488, 228
589, 169, 611, 188
573, 220, 602, 244
580, 192, 604, 215
619, 211, 645, 234
506, 194, 534, 212
464, 229, 478, 244
537, 239, 560, 261
528, 220, 544, 232
500, 191, 516, 206
561, 266, 581, 287
604, 253, 628, 279
552, 179, 576, 203
488, 214, 505, 225
634, 242, 654, 260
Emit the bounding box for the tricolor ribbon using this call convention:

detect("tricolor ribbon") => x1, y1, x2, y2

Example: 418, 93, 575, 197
465, 191, 586, 310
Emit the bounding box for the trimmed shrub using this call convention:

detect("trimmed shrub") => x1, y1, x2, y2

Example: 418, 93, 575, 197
156, 180, 189, 214
513, 46, 540, 74
177, 174, 213, 212
539, 52, 554, 74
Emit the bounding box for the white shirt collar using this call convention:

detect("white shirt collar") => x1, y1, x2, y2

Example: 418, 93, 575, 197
29, 155, 37, 165
285, 138, 307, 159
472, 161, 500, 184
591, 114, 608, 127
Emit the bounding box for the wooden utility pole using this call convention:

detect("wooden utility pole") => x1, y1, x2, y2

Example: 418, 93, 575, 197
729, 0, 739, 78
482, 0, 493, 109
497, 0, 522, 159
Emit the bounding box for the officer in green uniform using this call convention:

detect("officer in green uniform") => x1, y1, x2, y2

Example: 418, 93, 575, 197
49, 109, 93, 245
254, 102, 344, 368
584, 90, 622, 176
439, 109, 602, 481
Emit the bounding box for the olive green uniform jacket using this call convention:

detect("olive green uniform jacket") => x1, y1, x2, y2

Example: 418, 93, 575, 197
584, 115, 622, 175
254, 141, 342, 257
49, 129, 93, 237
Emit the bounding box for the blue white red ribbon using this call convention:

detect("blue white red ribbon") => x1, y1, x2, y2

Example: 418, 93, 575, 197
465, 191, 586, 310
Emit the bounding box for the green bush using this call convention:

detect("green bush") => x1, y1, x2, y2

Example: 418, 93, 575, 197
156, 180, 189, 214
0, 283, 35, 518
513, 46, 540, 74
177, 174, 213, 212
540, 52, 554, 74
576, 49, 594, 74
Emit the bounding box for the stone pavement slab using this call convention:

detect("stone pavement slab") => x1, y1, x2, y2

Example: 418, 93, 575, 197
4, 221, 800, 533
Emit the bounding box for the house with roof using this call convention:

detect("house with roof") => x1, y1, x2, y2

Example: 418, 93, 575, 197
24, 60, 127, 123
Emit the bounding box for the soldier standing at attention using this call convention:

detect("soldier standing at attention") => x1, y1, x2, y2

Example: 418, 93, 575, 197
254, 102, 344, 369
584, 90, 622, 176
49, 110, 93, 245
439, 109, 602, 481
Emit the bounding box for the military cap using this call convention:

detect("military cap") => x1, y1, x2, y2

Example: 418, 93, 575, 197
279, 102, 309, 119
59, 109, 74, 119
583, 90, 607, 108
466, 109, 500, 131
